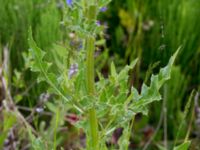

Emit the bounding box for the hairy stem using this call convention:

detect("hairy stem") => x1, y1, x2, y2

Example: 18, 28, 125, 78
86, 36, 99, 150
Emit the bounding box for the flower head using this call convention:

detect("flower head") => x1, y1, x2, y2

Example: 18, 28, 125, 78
100, 7, 107, 12
68, 63, 78, 78
66, 0, 73, 7
96, 20, 101, 26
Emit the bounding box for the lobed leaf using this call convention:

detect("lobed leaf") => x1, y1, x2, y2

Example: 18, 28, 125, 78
130, 49, 180, 114
28, 28, 83, 113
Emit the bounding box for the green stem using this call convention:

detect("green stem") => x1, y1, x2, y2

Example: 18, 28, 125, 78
86, 36, 99, 150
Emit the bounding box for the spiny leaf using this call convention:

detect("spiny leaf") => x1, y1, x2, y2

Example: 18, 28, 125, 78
28, 28, 58, 90
130, 48, 180, 114
28, 28, 83, 113
118, 58, 138, 82
28, 28, 52, 82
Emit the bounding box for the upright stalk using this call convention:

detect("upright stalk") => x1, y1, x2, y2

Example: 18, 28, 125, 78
86, 35, 99, 150
84, 1, 99, 148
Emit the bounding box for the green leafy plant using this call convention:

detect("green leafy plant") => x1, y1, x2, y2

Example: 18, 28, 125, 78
28, 0, 180, 149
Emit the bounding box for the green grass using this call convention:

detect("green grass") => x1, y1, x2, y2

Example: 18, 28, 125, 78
104, 0, 200, 85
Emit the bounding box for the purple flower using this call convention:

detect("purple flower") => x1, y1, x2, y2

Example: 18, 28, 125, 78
66, 0, 73, 7
70, 39, 83, 50
68, 63, 78, 78
100, 7, 107, 12
96, 20, 101, 26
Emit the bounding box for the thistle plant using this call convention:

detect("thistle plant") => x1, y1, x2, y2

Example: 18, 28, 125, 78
28, 0, 180, 149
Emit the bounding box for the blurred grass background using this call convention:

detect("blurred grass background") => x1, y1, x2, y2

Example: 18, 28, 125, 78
0, 0, 200, 149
